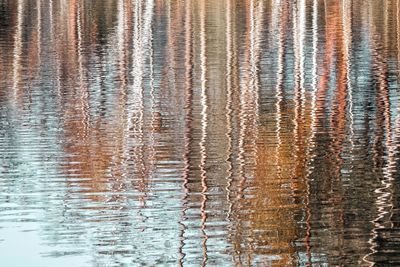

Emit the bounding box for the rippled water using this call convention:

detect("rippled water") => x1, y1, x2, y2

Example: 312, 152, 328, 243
1, 0, 400, 266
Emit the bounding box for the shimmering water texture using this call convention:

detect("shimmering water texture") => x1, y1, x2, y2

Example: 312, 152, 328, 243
1, 0, 400, 266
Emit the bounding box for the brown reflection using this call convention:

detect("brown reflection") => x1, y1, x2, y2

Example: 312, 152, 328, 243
395, 4, 400, 116
312, 0, 348, 261
366, 1, 397, 263
397, 0, 400, 154
248, 2, 298, 265
58, 1, 157, 206
224, 0, 235, 235
26, 0, 41, 86
230, 1, 301, 266
61, 1, 111, 203
178, 0, 193, 264
329, 0, 347, 181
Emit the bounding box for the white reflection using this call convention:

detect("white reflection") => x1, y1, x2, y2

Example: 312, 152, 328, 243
199, 1, 208, 265
12, 0, 24, 101
342, 0, 354, 150
303, 0, 319, 264
225, 0, 234, 226
273, 1, 284, 176
36, 0, 41, 70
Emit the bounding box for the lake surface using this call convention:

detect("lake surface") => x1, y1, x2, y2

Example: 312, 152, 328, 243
1, 0, 400, 266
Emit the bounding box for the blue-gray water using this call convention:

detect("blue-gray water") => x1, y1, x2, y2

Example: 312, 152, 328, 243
1, 0, 400, 266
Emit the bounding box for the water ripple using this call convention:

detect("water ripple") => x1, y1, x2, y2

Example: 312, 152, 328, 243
1, 0, 400, 266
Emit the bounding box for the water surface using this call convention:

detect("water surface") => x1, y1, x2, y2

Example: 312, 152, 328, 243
1, 0, 400, 266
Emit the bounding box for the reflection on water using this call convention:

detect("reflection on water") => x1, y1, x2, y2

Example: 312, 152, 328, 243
1, 0, 400, 266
